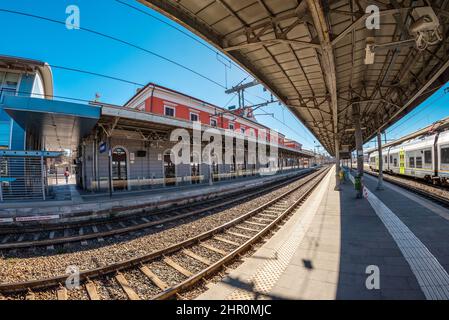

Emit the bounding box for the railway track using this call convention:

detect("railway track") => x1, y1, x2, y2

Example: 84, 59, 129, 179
364, 170, 449, 207
0, 169, 317, 251
0, 167, 330, 300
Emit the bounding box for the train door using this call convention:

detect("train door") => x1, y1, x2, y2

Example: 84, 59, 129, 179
112, 147, 128, 190
164, 152, 176, 186
399, 150, 405, 174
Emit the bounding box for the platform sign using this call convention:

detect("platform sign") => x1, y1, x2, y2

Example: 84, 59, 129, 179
339, 152, 351, 159
15, 214, 60, 222
99, 142, 107, 154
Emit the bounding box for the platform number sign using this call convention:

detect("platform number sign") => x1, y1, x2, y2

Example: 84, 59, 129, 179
99, 142, 107, 154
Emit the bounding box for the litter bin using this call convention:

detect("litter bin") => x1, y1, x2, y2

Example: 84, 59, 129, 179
354, 175, 362, 191
339, 170, 345, 183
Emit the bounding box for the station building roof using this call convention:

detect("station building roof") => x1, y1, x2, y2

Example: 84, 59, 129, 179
0, 54, 54, 99
125, 82, 293, 142
2, 95, 101, 150
100, 103, 315, 158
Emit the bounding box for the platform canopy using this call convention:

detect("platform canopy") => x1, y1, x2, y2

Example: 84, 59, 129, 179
2, 96, 101, 150
139, 0, 449, 155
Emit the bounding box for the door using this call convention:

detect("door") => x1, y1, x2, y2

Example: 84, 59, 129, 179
112, 148, 128, 190
399, 150, 405, 174
164, 153, 176, 186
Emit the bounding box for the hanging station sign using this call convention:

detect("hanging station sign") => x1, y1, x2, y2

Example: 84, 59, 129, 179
99, 142, 107, 154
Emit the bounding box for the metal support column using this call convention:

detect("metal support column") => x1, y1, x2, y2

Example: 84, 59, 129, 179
0, 177, 3, 202
108, 137, 113, 198
334, 137, 341, 191
353, 104, 364, 198
376, 130, 384, 190
40, 155, 46, 201
92, 137, 97, 191
350, 152, 353, 170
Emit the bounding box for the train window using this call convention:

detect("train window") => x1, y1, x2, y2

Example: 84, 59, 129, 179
441, 147, 449, 164
390, 155, 393, 163
385, 156, 387, 163
393, 158, 397, 167
409, 157, 415, 168
424, 150, 432, 164
416, 157, 422, 168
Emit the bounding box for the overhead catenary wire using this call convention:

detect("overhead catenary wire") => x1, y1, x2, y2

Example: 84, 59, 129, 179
50, 65, 146, 87
0, 6, 320, 148
381, 86, 449, 141
114, 0, 251, 79
241, 90, 317, 146
115, 0, 321, 146
0, 8, 226, 89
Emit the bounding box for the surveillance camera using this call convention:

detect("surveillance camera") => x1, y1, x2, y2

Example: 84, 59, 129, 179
410, 7, 440, 33
410, 7, 442, 50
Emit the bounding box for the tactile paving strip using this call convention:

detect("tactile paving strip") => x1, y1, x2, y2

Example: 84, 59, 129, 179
225, 170, 333, 300
347, 170, 449, 300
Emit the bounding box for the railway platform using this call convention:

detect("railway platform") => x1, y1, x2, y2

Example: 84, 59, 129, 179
199, 166, 449, 300
0, 168, 313, 226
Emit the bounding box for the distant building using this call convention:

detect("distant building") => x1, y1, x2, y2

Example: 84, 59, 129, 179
284, 138, 302, 151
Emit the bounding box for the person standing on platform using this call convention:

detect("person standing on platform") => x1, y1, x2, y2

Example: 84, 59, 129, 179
64, 167, 70, 184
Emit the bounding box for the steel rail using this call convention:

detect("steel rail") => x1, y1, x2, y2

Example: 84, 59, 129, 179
0, 170, 315, 250
0, 167, 329, 295
0, 170, 311, 235
152, 168, 329, 300
364, 170, 449, 207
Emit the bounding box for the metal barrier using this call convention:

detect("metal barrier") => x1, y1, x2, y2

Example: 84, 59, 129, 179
0, 155, 47, 201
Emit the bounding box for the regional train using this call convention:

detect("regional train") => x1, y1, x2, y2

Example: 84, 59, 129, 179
368, 130, 449, 185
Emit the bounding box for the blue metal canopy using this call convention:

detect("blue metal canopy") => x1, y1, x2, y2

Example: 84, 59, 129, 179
1, 95, 100, 150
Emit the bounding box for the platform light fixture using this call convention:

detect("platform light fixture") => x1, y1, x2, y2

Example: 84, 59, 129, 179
364, 37, 375, 65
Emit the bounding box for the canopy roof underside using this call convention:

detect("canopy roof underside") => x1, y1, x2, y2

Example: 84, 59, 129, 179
139, 0, 449, 155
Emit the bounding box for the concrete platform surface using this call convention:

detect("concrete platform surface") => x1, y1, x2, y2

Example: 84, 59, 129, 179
198, 166, 449, 300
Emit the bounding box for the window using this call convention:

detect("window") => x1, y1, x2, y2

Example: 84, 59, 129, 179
385, 156, 388, 164
0, 72, 20, 98
416, 156, 422, 168
190, 112, 199, 122
3, 72, 19, 89
424, 150, 432, 164
441, 147, 449, 164
164, 106, 175, 117
249, 128, 255, 136
393, 158, 397, 167
210, 118, 217, 127
409, 157, 415, 168
390, 155, 393, 163
229, 123, 234, 130
241, 127, 246, 134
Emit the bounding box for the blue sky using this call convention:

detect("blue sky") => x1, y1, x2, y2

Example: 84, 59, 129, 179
1, 0, 448, 154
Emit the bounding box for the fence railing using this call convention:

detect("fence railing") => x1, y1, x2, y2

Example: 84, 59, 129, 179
0, 156, 47, 201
